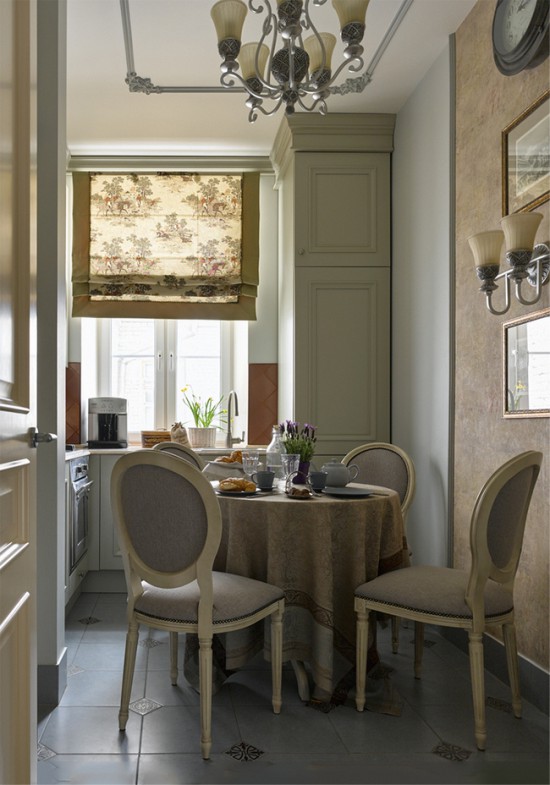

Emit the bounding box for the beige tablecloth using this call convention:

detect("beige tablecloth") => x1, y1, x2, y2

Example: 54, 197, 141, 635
185, 485, 407, 703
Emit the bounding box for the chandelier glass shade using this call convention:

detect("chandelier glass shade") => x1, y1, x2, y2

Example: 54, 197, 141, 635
211, 0, 370, 122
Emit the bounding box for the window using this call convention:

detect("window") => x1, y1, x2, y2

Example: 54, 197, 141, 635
97, 318, 231, 440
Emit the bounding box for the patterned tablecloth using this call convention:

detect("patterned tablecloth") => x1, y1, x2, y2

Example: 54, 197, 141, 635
184, 484, 407, 704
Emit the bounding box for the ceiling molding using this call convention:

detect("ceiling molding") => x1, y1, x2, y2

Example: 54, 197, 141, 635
67, 155, 274, 172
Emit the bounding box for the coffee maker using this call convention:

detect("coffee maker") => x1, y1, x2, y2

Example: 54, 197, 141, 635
88, 397, 128, 448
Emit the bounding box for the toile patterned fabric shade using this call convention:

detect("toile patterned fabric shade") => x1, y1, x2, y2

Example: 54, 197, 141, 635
72, 171, 259, 320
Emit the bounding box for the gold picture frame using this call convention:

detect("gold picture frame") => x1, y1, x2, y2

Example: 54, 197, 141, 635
503, 308, 550, 418
502, 89, 550, 216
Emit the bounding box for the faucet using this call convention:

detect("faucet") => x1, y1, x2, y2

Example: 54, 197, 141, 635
225, 390, 240, 448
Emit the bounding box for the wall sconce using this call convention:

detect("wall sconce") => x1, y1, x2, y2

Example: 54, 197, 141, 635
468, 212, 550, 315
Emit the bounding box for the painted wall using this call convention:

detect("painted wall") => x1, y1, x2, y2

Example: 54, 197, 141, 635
454, 2, 549, 672
392, 45, 453, 567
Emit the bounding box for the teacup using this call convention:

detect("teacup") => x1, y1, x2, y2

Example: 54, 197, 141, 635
309, 471, 327, 491
251, 470, 275, 491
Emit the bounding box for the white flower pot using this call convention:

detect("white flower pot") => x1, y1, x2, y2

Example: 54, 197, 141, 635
187, 427, 217, 448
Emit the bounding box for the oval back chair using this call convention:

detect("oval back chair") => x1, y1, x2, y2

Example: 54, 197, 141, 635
152, 440, 205, 470
342, 442, 416, 652
111, 449, 284, 759
354, 450, 542, 751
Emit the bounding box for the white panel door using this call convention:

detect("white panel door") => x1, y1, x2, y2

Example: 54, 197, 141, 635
0, 1, 38, 782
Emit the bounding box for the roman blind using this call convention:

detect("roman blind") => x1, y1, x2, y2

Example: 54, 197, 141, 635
72, 171, 259, 320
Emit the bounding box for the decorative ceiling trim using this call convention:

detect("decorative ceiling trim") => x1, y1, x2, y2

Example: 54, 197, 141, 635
119, 0, 414, 97
67, 155, 274, 172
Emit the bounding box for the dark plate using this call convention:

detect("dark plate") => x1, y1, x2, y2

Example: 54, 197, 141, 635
322, 486, 373, 498
216, 489, 259, 497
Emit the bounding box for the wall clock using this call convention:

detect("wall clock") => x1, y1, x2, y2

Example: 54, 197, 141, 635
492, 0, 549, 75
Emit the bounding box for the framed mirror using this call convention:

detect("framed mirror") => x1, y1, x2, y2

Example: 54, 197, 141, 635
504, 308, 550, 418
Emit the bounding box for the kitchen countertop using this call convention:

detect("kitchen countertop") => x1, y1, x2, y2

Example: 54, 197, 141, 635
65, 444, 265, 461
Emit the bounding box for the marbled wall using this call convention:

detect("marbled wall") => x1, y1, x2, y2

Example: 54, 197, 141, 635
455, 0, 549, 669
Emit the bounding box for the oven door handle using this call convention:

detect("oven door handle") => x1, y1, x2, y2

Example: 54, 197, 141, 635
74, 480, 94, 500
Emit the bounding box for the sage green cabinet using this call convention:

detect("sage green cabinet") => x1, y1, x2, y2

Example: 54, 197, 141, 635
271, 114, 394, 458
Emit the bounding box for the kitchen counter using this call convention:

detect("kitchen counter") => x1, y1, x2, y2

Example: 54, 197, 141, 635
65, 444, 266, 462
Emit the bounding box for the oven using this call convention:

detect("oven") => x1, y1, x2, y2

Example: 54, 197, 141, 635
69, 457, 93, 574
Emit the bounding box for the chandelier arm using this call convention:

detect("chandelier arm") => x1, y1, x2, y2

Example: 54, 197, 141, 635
514, 267, 543, 307
253, 6, 283, 95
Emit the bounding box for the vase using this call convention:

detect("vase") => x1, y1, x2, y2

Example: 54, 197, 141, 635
293, 460, 310, 484
187, 427, 217, 448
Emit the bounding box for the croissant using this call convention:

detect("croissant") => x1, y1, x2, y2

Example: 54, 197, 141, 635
219, 477, 256, 492
215, 449, 243, 464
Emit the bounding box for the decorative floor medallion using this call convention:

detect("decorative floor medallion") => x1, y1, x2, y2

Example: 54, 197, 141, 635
225, 741, 264, 761
432, 741, 472, 761
78, 616, 100, 625
139, 637, 163, 648
37, 743, 56, 761
486, 695, 513, 713
129, 698, 162, 716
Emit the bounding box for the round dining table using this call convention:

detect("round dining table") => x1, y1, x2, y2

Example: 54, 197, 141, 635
184, 481, 408, 706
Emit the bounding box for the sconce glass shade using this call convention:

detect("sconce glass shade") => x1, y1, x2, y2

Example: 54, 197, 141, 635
332, 0, 370, 27
238, 42, 269, 81
304, 33, 337, 74
468, 230, 504, 269
501, 212, 543, 251
211, 0, 247, 43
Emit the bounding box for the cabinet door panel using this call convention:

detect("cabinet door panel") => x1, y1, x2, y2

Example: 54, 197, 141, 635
294, 267, 390, 455
295, 153, 390, 266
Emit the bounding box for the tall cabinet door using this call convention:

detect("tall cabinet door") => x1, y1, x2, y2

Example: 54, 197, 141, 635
294, 152, 390, 267
294, 267, 390, 458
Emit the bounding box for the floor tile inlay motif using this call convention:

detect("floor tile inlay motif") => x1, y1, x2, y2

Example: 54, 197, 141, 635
432, 741, 472, 761
486, 695, 513, 713
139, 637, 163, 648
37, 743, 56, 761
129, 698, 163, 716
78, 616, 100, 625
226, 741, 264, 761
67, 664, 85, 677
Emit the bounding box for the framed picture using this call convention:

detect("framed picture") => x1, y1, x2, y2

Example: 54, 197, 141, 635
502, 90, 550, 215
503, 308, 550, 418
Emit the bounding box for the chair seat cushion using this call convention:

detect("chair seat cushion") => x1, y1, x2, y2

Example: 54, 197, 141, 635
355, 566, 513, 620
135, 571, 284, 625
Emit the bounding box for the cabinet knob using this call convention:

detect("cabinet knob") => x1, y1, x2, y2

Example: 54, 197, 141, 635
298, 248, 305, 255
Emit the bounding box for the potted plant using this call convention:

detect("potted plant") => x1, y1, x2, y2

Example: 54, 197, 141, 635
181, 386, 227, 448
279, 420, 317, 483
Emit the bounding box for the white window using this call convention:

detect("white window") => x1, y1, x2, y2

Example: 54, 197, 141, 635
96, 318, 235, 442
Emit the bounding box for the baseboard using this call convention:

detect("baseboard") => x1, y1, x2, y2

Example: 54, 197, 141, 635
37, 647, 68, 706
442, 627, 549, 715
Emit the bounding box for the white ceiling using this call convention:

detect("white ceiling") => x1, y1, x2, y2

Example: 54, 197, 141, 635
66, 0, 477, 159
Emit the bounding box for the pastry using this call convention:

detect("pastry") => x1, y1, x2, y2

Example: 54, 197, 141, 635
218, 477, 256, 492
215, 449, 243, 464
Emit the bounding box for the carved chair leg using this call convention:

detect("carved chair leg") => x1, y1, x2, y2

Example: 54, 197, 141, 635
468, 630, 487, 751
119, 619, 139, 731
503, 622, 522, 718
413, 621, 424, 679
199, 635, 213, 760
391, 616, 400, 653
355, 602, 369, 712
170, 631, 178, 686
271, 602, 284, 714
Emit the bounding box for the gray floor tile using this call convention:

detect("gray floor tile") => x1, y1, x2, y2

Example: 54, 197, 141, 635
72, 641, 148, 671
38, 706, 142, 754
234, 701, 348, 755
59, 668, 146, 706
37, 754, 138, 784
140, 704, 240, 755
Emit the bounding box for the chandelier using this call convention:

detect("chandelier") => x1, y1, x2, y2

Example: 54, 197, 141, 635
211, 0, 370, 122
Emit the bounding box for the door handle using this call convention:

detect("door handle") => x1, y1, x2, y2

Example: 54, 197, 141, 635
29, 427, 58, 448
